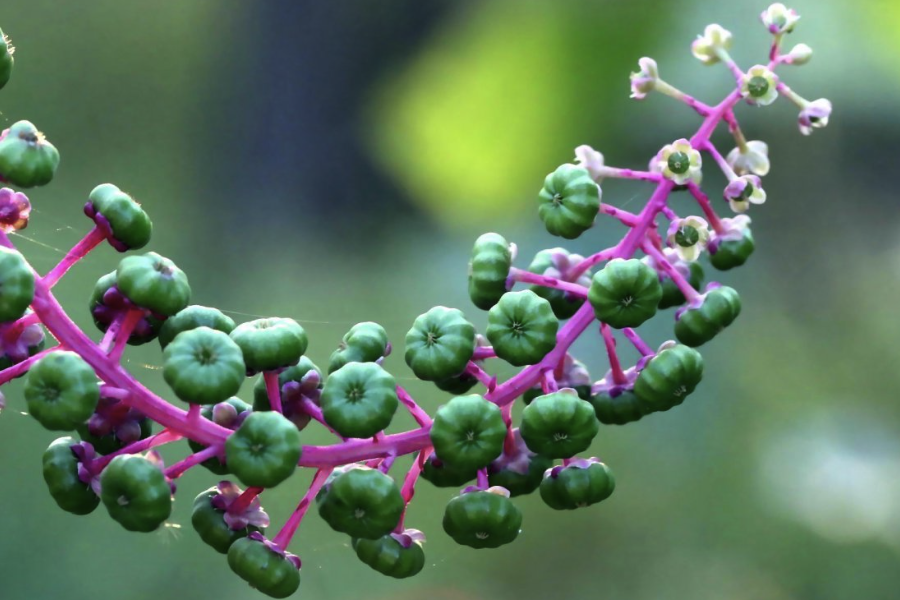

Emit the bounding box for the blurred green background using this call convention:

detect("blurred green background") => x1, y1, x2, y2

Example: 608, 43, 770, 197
1, 0, 897, 599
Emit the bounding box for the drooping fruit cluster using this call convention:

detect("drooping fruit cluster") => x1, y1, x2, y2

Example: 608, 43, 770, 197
0, 6, 829, 598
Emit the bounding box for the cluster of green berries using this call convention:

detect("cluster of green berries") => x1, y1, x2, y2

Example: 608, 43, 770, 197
0, 7, 826, 597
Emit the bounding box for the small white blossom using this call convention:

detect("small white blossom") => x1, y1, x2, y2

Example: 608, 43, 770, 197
761, 3, 800, 35
573, 145, 605, 182
667, 216, 710, 262
724, 175, 766, 213
691, 24, 733, 65
785, 43, 812, 65
709, 215, 751, 248
630, 57, 659, 100
726, 140, 770, 177
657, 139, 702, 185
798, 98, 832, 135
740, 65, 779, 106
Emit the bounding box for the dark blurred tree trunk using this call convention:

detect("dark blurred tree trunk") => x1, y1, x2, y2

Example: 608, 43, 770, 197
201, 1, 459, 245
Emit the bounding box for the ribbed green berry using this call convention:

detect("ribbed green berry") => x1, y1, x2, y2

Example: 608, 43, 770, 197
329, 321, 389, 373
90, 271, 162, 345
227, 537, 300, 599
588, 258, 662, 328
229, 317, 307, 374
430, 394, 506, 471
421, 453, 478, 488
486, 290, 558, 367
405, 306, 475, 381
674, 286, 741, 347
353, 532, 426, 579
658, 261, 704, 309
85, 183, 152, 251
316, 466, 404, 540
709, 229, 755, 271
100, 454, 172, 532
158, 304, 236, 349
442, 490, 522, 549
590, 389, 646, 425
433, 371, 478, 396
42, 437, 99, 515
633, 344, 703, 413
468, 233, 513, 310
0, 28, 13, 90
540, 460, 615, 510
320, 362, 398, 439
226, 412, 301, 488
527, 248, 590, 319
0, 245, 34, 322
116, 252, 191, 317
187, 398, 252, 474
163, 327, 246, 405
522, 382, 591, 405
25, 351, 99, 431
0, 121, 60, 188
191, 487, 262, 554
538, 164, 600, 239
520, 390, 599, 458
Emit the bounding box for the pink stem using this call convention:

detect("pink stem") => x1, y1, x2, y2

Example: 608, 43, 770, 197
378, 453, 396, 474
298, 396, 343, 439
702, 140, 737, 181
272, 468, 333, 550
472, 347, 496, 360
164, 445, 222, 479
3, 312, 41, 342
501, 403, 516, 455
540, 368, 558, 394
99, 385, 131, 401
98, 313, 124, 353
595, 167, 661, 182
228, 486, 264, 516
396, 385, 432, 427
465, 361, 497, 392
108, 309, 143, 362
507, 268, 589, 299
263, 371, 283, 414
476, 468, 489, 490
600, 324, 628, 385
568, 247, 619, 281
42, 226, 107, 289
641, 241, 700, 303
622, 328, 654, 357
600, 203, 640, 226
723, 58, 744, 84
394, 448, 429, 532
691, 90, 742, 147
91, 429, 183, 473
0, 347, 57, 385
686, 182, 725, 234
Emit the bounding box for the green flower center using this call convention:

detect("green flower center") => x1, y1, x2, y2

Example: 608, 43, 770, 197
667, 151, 691, 175
674, 225, 700, 247
738, 181, 754, 200
747, 76, 769, 98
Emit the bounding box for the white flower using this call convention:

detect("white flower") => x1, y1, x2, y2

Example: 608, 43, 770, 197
657, 139, 702, 185
691, 24, 733, 65
724, 175, 766, 213
630, 57, 658, 100
709, 215, 751, 248
740, 65, 779, 106
761, 3, 800, 35
573, 144, 605, 182
798, 98, 832, 135
785, 43, 812, 65
667, 216, 710, 262
726, 140, 770, 177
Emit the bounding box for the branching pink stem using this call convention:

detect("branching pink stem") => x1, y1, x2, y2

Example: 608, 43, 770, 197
476, 468, 489, 490
540, 368, 558, 394
298, 396, 343, 439
396, 385, 432, 427
600, 323, 628, 385
686, 182, 725, 234
465, 360, 496, 392
501, 403, 516, 455
641, 242, 700, 303
508, 268, 589, 299
600, 203, 640, 226
99, 385, 130, 401
109, 309, 142, 362
622, 328, 654, 357
272, 468, 333, 550
91, 428, 183, 473
0, 346, 57, 385
42, 226, 106, 288
165, 444, 222, 479
702, 140, 737, 181
264, 371, 283, 414
472, 347, 496, 360
395, 448, 429, 532
228, 486, 264, 516
3, 311, 40, 342
593, 167, 661, 182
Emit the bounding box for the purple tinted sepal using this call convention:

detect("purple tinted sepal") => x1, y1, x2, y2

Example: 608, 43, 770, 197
390, 528, 426, 549
210, 481, 270, 530
247, 532, 302, 570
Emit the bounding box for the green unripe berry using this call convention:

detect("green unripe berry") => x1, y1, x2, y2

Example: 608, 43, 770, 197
540, 460, 615, 510
100, 454, 172, 532
486, 290, 558, 367
633, 344, 704, 413
329, 321, 389, 373
352, 533, 426, 579
0, 121, 60, 188
320, 362, 398, 439
0, 28, 13, 90
709, 229, 754, 271
442, 490, 522, 549
316, 466, 404, 540
163, 327, 246, 405
588, 258, 662, 329
405, 306, 475, 381
227, 537, 300, 599
42, 437, 99, 515
191, 487, 262, 554
674, 286, 741, 347
538, 164, 600, 239
520, 390, 599, 459
158, 304, 236, 349
0, 245, 34, 322
86, 183, 152, 251
226, 411, 301, 488
25, 351, 100, 431
116, 252, 191, 317
430, 394, 506, 471
229, 317, 308, 374
468, 232, 513, 310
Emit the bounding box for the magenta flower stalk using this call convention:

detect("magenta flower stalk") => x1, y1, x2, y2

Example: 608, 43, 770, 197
0, 6, 831, 596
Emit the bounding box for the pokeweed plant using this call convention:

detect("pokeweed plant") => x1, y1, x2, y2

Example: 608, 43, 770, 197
0, 5, 830, 598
